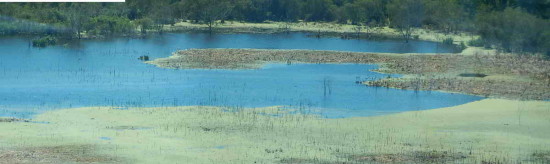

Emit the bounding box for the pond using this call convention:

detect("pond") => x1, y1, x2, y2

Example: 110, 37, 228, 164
0, 33, 480, 118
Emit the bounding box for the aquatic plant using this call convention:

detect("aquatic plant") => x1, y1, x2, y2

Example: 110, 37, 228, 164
32, 36, 58, 47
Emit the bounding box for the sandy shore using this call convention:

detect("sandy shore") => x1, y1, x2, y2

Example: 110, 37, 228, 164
163, 21, 477, 45
0, 99, 548, 163
146, 49, 549, 100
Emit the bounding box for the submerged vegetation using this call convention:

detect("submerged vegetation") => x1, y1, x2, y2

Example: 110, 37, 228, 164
0, 99, 548, 163
31, 35, 57, 47
148, 49, 550, 100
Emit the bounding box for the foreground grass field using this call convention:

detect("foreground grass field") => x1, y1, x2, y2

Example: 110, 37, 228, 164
0, 99, 549, 163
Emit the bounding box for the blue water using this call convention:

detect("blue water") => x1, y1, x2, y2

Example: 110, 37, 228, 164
0, 33, 481, 118
99, 137, 112, 141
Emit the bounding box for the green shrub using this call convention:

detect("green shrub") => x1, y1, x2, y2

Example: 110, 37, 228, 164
32, 36, 58, 47
458, 42, 467, 50
134, 18, 154, 34
467, 38, 485, 47
442, 38, 454, 45
85, 16, 135, 36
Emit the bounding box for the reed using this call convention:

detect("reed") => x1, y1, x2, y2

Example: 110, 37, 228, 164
147, 49, 550, 100
0, 99, 548, 163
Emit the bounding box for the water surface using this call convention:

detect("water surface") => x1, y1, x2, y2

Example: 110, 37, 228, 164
0, 33, 480, 118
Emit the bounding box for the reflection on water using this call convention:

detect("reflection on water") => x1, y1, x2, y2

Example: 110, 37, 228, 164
0, 33, 478, 118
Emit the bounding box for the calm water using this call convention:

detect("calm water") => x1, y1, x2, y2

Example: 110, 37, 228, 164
0, 33, 480, 118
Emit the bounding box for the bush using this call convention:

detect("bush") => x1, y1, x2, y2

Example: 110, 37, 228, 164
32, 36, 57, 47
442, 38, 454, 45
85, 16, 135, 36
467, 38, 485, 47
134, 18, 154, 34
458, 42, 467, 50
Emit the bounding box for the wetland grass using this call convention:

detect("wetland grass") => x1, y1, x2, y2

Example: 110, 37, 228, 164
0, 99, 549, 163
147, 49, 550, 100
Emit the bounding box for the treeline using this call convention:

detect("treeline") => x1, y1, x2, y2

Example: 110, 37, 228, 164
0, 0, 548, 55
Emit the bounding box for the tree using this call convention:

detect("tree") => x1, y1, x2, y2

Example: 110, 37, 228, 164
231, 0, 272, 22
517, 0, 550, 19
476, 7, 550, 54
424, 0, 467, 33
134, 17, 153, 34
387, 0, 425, 42
302, 0, 335, 22
271, 0, 301, 22
65, 3, 96, 39
181, 0, 233, 33
1, 0, 548, 56
149, 0, 174, 33
85, 16, 134, 36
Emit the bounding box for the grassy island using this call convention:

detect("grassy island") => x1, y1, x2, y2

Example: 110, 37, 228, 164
147, 49, 549, 100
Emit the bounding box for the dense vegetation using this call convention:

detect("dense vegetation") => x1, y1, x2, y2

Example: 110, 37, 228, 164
0, 0, 548, 55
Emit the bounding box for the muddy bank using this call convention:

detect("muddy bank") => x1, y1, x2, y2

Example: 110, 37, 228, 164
147, 49, 550, 100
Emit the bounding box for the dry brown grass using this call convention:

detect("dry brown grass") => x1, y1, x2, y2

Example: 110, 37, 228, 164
350, 150, 467, 163
147, 49, 396, 69
147, 49, 550, 100
0, 145, 120, 164
368, 53, 550, 100
0, 118, 26, 123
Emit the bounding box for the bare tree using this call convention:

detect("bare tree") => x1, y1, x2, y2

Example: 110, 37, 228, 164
66, 3, 95, 39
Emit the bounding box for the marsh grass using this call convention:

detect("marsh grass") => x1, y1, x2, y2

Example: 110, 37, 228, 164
531, 151, 550, 163
147, 49, 550, 100
368, 53, 550, 100
348, 150, 468, 163
0, 99, 548, 163
146, 49, 394, 70
0, 145, 121, 164
0, 118, 26, 123
458, 73, 488, 78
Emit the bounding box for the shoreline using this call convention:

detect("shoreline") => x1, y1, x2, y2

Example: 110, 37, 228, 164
164, 21, 477, 44
1, 99, 548, 163
146, 49, 549, 100
4, 21, 477, 48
